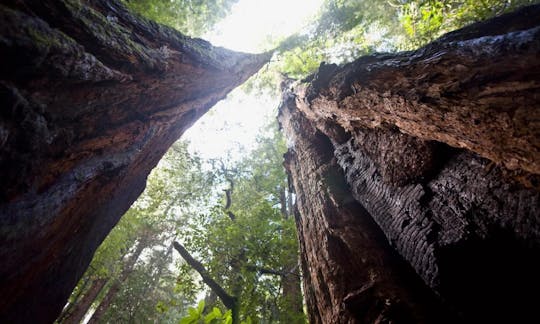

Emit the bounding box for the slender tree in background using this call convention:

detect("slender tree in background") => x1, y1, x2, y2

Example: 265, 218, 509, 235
57, 142, 214, 323
174, 122, 305, 323
54, 1, 539, 323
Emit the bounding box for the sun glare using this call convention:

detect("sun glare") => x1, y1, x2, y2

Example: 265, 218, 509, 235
183, 0, 324, 160
204, 0, 324, 52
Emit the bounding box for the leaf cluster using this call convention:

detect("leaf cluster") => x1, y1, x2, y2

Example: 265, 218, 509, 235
178, 122, 304, 323
123, 0, 239, 37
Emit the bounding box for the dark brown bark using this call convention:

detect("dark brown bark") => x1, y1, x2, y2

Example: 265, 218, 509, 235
279, 93, 454, 324
61, 277, 108, 324
0, 1, 268, 322
300, 4, 540, 178
279, 5, 540, 323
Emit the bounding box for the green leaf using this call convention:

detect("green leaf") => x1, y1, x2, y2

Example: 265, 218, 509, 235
197, 300, 206, 315
204, 307, 223, 323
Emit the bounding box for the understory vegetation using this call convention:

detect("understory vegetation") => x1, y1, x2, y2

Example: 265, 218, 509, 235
58, 1, 539, 323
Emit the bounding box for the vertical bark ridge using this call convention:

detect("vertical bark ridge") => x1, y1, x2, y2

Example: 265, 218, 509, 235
279, 5, 540, 323
279, 92, 454, 323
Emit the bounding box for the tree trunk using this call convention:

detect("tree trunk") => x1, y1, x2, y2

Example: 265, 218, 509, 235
279, 5, 540, 323
128, 241, 174, 321
280, 95, 455, 323
56, 274, 91, 323
278, 185, 304, 323
87, 237, 147, 323
60, 277, 108, 324
0, 1, 268, 322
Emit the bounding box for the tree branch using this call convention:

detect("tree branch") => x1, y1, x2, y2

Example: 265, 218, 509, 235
172, 241, 237, 310
245, 265, 301, 278
223, 177, 235, 220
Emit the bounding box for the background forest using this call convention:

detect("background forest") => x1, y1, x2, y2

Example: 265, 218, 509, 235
56, 0, 539, 323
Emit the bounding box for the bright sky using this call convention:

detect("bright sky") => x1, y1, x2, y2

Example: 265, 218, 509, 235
183, 0, 324, 160
204, 0, 324, 53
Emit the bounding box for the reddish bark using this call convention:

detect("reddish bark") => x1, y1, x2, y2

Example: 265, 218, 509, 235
280, 5, 540, 323
0, 1, 268, 322
61, 278, 108, 324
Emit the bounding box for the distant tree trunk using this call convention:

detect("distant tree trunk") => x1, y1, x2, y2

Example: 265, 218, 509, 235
279, 5, 540, 323
0, 1, 268, 322
56, 274, 91, 323
60, 278, 108, 324
278, 186, 304, 323
127, 241, 174, 321
87, 236, 148, 323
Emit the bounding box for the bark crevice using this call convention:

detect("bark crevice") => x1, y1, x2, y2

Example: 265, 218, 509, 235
280, 5, 540, 323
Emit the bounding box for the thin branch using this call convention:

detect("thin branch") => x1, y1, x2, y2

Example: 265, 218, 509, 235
226, 210, 236, 221
172, 241, 237, 310
245, 265, 301, 278
223, 177, 235, 220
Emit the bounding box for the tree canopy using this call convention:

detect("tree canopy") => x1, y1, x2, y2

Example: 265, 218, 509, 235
58, 122, 304, 323
123, 0, 239, 36
57, 1, 540, 322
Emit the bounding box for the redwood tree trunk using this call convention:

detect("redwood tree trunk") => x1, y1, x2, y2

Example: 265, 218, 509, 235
61, 278, 108, 324
278, 187, 304, 323
0, 1, 268, 322
87, 236, 147, 323
280, 95, 454, 324
279, 5, 540, 323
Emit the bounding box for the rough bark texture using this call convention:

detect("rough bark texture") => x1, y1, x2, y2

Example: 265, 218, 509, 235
280, 93, 455, 324
280, 5, 540, 323
0, 1, 268, 322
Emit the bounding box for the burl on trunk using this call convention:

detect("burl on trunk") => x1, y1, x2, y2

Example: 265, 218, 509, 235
0, 1, 267, 322
280, 5, 540, 323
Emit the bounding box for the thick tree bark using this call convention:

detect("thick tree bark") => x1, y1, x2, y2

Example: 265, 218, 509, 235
61, 277, 108, 324
279, 93, 455, 324
0, 1, 268, 323
279, 5, 540, 323
299, 5, 540, 177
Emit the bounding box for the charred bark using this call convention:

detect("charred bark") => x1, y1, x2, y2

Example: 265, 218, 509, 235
279, 5, 540, 323
279, 93, 455, 323
0, 1, 268, 322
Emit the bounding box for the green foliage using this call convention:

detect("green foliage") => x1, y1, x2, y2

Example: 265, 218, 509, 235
179, 300, 235, 324
177, 121, 305, 323
64, 124, 304, 323
123, 0, 238, 37
63, 141, 214, 323
274, 0, 540, 78
398, 0, 540, 49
